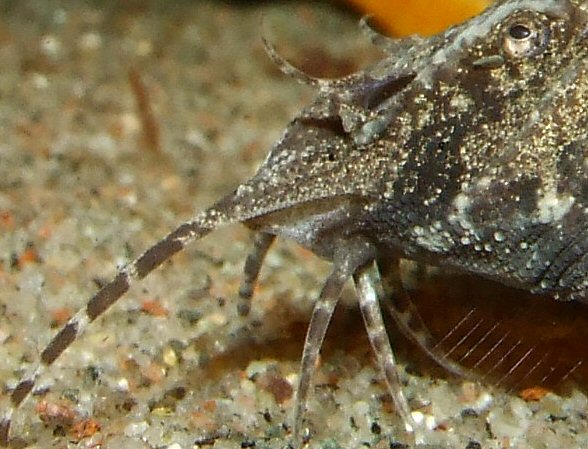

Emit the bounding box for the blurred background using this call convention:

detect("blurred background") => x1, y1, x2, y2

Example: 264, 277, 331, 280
227, 0, 492, 36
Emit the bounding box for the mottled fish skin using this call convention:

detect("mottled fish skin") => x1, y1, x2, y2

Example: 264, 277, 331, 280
239, 0, 588, 300
4, 0, 588, 445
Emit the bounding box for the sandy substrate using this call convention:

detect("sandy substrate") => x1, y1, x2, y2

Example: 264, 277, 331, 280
0, 1, 587, 448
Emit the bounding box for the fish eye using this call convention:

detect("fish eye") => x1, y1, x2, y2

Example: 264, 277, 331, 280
509, 24, 532, 40
503, 19, 549, 58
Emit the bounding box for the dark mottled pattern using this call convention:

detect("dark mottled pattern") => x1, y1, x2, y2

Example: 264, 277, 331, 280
86, 273, 130, 321
0, 421, 8, 446
5, 0, 588, 445
40, 321, 79, 365
9, 381, 34, 407
134, 234, 184, 279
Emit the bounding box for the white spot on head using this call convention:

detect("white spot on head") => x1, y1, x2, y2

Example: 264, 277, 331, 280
411, 225, 454, 253
493, 231, 506, 242
453, 193, 472, 212
449, 93, 474, 113
536, 190, 575, 224
475, 176, 493, 190
448, 193, 475, 231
